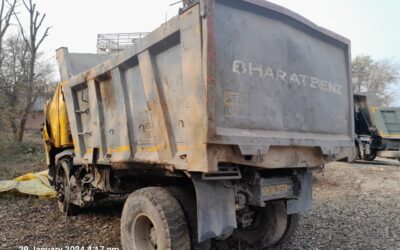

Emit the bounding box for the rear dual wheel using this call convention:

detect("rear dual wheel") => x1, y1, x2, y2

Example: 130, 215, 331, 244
121, 187, 191, 250
166, 187, 212, 250
233, 201, 299, 248
121, 188, 298, 250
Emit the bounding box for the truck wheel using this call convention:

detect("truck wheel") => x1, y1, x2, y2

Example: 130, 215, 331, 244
347, 146, 359, 163
233, 201, 298, 247
275, 212, 299, 245
166, 187, 212, 250
55, 159, 80, 215
121, 187, 191, 250
363, 153, 376, 161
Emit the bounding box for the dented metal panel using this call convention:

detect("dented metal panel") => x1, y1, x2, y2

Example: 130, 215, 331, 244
60, 0, 354, 172
211, 0, 353, 154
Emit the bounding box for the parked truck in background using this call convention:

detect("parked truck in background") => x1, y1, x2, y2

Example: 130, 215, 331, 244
42, 0, 354, 249
354, 93, 400, 162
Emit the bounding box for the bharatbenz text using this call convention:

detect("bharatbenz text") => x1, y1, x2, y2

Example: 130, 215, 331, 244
232, 60, 343, 95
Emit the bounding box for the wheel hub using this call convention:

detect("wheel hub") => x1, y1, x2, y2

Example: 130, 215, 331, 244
133, 214, 158, 250
149, 226, 157, 248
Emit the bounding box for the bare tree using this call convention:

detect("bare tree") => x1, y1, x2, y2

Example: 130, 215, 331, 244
352, 55, 400, 106
0, 0, 53, 141
0, 0, 17, 132
0, 0, 16, 68
12, 0, 51, 141
1, 34, 52, 140
1, 34, 28, 137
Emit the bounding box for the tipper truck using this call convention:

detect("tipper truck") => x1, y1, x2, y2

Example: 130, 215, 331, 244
43, 0, 354, 249
354, 93, 400, 161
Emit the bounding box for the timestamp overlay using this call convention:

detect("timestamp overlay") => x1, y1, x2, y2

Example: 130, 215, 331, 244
18, 246, 119, 250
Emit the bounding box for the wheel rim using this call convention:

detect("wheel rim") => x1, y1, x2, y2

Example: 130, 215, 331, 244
55, 161, 72, 210
133, 214, 158, 250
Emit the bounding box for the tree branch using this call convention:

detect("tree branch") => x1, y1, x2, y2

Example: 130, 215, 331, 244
35, 26, 50, 50
13, 12, 31, 51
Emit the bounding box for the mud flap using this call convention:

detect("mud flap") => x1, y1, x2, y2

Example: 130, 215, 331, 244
192, 177, 237, 242
286, 171, 313, 214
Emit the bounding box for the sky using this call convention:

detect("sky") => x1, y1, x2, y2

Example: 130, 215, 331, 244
12, 0, 400, 105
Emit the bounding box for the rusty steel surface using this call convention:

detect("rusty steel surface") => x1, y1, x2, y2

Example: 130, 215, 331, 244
59, 0, 354, 173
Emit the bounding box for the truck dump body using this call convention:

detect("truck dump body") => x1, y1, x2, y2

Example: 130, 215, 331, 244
212, 0, 352, 151
375, 107, 400, 154
355, 94, 400, 139
374, 108, 400, 140
354, 93, 400, 160
59, 0, 353, 172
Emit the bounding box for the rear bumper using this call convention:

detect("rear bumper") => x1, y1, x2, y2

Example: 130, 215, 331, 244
191, 168, 313, 242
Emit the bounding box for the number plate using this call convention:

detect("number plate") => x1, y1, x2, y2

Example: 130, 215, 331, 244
261, 183, 289, 195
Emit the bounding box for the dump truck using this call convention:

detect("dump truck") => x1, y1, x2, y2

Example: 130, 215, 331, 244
354, 93, 400, 161
42, 0, 354, 249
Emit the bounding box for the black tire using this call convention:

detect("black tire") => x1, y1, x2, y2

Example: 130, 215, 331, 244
166, 187, 212, 250
275, 213, 299, 245
121, 187, 191, 250
347, 146, 359, 163
363, 153, 376, 161
55, 159, 80, 215
233, 201, 299, 248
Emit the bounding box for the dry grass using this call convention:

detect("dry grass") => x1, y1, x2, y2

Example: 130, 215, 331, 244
313, 160, 400, 200
0, 132, 46, 180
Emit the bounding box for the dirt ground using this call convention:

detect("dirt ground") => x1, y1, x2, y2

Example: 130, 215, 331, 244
0, 155, 399, 250
275, 158, 400, 250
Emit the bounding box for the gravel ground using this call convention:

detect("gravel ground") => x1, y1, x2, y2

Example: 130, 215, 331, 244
275, 159, 400, 250
0, 159, 399, 250
0, 196, 122, 250
276, 193, 400, 250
